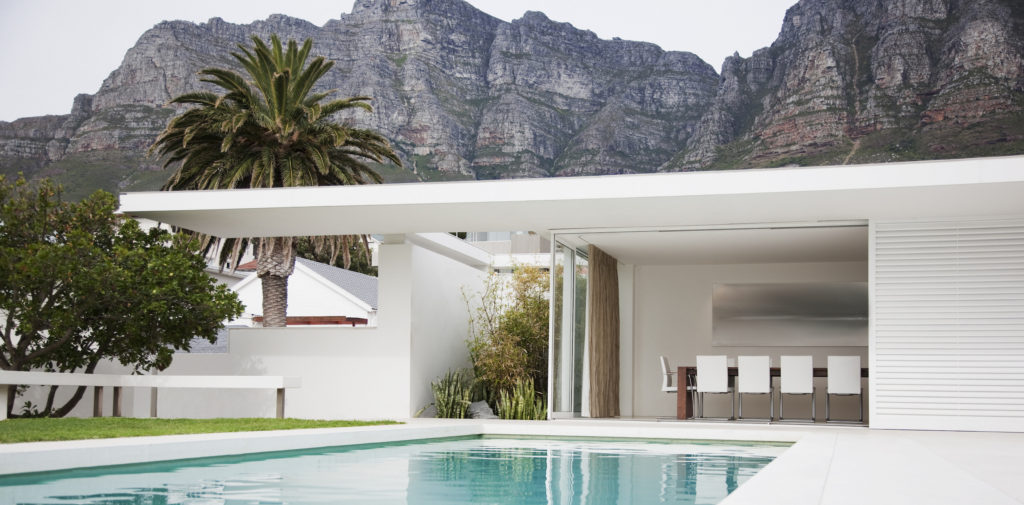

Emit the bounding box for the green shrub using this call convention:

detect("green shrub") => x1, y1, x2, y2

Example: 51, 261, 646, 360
421, 369, 472, 418
497, 378, 547, 420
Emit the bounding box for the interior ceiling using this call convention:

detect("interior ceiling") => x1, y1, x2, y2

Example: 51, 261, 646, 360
567, 225, 869, 265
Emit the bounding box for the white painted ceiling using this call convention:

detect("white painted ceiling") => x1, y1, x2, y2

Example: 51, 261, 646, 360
565, 225, 868, 265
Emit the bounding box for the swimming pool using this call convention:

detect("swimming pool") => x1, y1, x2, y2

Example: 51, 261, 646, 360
0, 436, 787, 504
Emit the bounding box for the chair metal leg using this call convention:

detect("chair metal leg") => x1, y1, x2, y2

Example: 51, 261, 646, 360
825, 392, 864, 424
811, 388, 816, 422
737, 390, 774, 421
698, 391, 738, 420
731, 390, 736, 420
779, 391, 817, 423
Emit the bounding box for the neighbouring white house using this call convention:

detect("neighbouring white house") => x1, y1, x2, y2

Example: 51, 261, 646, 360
112, 155, 1024, 432
204, 265, 249, 289
231, 257, 379, 327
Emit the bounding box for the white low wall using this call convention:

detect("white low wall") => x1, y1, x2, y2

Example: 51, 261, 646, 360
154, 327, 398, 420
18, 327, 398, 420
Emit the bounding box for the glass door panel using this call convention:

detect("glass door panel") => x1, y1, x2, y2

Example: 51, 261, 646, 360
550, 240, 588, 417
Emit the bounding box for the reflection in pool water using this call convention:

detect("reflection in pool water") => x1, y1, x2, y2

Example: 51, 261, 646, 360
0, 437, 786, 504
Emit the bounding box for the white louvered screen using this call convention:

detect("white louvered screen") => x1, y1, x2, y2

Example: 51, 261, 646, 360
871, 218, 1024, 431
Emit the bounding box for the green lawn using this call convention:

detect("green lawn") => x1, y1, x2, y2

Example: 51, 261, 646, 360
0, 418, 399, 444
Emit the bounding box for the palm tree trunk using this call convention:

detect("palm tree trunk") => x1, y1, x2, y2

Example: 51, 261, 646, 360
260, 274, 289, 327
257, 237, 296, 328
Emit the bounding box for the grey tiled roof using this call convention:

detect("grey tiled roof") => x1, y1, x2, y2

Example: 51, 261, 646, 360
296, 257, 378, 309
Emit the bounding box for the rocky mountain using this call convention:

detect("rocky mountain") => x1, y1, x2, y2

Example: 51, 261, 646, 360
1, 0, 1022, 199
671, 0, 1024, 169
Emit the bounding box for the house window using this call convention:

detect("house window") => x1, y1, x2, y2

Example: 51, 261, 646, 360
551, 240, 588, 417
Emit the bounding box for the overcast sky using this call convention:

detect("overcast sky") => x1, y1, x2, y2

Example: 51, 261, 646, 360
0, 0, 794, 122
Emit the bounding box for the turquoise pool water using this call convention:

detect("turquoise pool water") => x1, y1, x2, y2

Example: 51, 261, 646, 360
0, 436, 786, 504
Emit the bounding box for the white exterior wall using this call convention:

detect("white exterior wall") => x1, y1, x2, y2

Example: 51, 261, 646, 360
407, 245, 486, 417
232, 266, 372, 323
871, 217, 1024, 432
28, 327, 399, 420
631, 261, 869, 419
151, 327, 399, 419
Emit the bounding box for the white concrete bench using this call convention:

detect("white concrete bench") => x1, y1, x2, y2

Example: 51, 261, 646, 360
0, 371, 301, 420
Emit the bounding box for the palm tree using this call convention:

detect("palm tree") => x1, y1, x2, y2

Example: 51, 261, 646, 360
152, 34, 401, 327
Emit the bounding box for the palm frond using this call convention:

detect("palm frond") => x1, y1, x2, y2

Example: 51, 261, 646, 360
151, 33, 401, 279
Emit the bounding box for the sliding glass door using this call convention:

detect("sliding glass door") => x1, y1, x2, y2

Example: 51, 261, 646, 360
550, 240, 588, 418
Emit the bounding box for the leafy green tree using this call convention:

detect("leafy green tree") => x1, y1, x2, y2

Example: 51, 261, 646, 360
151, 34, 400, 327
501, 266, 550, 393
0, 175, 243, 418
466, 265, 550, 407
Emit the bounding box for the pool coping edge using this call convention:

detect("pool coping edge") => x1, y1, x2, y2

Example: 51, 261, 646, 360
0, 420, 802, 476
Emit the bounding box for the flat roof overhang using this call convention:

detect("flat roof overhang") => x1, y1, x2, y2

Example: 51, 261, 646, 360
118, 156, 1024, 238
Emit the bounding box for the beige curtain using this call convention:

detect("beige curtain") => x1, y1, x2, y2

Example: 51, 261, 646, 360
587, 245, 620, 418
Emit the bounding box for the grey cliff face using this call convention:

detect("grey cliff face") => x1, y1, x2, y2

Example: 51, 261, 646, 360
1, 0, 1022, 198
478, 11, 718, 177
669, 0, 1024, 170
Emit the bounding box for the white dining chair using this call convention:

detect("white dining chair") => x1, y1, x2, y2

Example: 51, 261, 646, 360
779, 355, 815, 422
737, 356, 773, 420
696, 355, 733, 420
826, 355, 863, 423
659, 355, 678, 393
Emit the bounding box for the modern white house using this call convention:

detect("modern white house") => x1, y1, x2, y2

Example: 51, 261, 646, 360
204, 265, 249, 288
117, 155, 1024, 432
